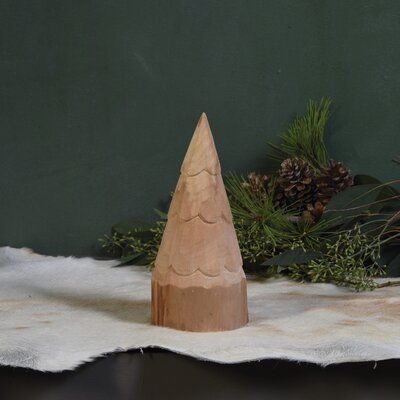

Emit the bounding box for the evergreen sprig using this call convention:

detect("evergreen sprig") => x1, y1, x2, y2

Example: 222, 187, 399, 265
268, 98, 331, 169
225, 173, 332, 263
100, 220, 165, 266
287, 225, 385, 291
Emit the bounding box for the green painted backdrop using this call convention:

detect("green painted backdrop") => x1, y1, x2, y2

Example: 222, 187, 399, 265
1, 1, 399, 255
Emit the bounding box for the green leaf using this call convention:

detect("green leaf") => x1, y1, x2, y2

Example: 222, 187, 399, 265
114, 253, 145, 267
276, 265, 289, 273
359, 214, 390, 235
322, 184, 381, 226
112, 219, 153, 239
354, 175, 400, 212
261, 248, 323, 266
378, 200, 400, 212
353, 174, 381, 185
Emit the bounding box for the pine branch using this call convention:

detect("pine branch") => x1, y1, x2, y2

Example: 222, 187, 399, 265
268, 98, 331, 169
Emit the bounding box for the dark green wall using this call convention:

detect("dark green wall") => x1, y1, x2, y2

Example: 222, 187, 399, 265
1, 1, 399, 256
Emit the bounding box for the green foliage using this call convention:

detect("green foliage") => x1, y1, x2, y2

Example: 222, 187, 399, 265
100, 220, 165, 267
226, 173, 399, 290
287, 226, 385, 291
261, 248, 323, 267
268, 98, 331, 169
321, 183, 383, 227
99, 98, 400, 291
101, 172, 398, 290
225, 173, 332, 263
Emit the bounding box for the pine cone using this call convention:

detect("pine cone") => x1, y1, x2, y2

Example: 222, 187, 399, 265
302, 201, 325, 223
242, 172, 269, 196
274, 158, 317, 211
316, 159, 353, 205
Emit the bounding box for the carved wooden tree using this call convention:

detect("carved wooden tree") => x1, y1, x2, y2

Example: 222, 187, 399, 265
151, 113, 248, 332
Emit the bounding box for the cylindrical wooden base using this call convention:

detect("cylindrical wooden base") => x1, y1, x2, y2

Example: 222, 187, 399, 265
151, 278, 248, 332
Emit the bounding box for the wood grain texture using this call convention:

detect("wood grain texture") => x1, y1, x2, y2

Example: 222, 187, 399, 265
151, 113, 248, 332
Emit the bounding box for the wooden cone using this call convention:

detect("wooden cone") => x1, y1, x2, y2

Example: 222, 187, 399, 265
151, 113, 248, 332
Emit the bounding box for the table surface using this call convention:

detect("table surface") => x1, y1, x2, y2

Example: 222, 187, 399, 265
1, 350, 399, 400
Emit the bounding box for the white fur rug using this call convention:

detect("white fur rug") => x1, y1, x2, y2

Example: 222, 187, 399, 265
0, 247, 399, 372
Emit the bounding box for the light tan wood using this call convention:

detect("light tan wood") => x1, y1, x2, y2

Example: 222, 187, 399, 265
151, 113, 248, 332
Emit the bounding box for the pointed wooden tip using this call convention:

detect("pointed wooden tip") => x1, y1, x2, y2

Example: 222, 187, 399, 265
197, 112, 209, 128
181, 113, 221, 176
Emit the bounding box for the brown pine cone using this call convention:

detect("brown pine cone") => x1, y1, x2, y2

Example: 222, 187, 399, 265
302, 201, 325, 223
316, 159, 353, 205
274, 158, 317, 211
242, 172, 269, 196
